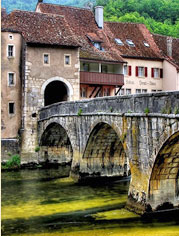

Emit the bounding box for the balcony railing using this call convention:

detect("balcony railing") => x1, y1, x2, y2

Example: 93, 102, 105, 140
80, 71, 124, 86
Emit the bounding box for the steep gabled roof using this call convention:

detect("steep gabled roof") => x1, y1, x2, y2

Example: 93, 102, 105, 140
153, 34, 179, 70
104, 22, 163, 60
1, 10, 80, 47
36, 3, 125, 63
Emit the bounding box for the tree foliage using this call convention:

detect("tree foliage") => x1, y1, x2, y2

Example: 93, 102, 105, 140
2, 0, 179, 37
96, 0, 179, 37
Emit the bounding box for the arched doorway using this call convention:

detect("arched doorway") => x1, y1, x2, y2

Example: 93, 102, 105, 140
149, 131, 179, 209
44, 81, 68, 106
82, 122, 129, 177
40, 122, 73, 164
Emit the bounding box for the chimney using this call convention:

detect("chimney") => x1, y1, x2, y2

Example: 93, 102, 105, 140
38, 0, 43, 2
167, 37, 172, 57
95, 6, 103, 29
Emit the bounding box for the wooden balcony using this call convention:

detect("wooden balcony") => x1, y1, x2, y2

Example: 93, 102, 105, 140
80, 71, 124, 86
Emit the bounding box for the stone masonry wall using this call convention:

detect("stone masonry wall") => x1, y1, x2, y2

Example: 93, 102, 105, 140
21, 45, 80, 163
1, 139, 20, 162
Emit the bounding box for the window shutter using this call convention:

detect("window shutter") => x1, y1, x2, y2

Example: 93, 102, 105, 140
128, 66, 132, 76
136, 66, 138, 77
160, 69, 163, 78
145, 67, 148, 77
151, 68, 154, 78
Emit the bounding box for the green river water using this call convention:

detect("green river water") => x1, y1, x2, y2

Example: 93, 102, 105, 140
2, 168, 179, 236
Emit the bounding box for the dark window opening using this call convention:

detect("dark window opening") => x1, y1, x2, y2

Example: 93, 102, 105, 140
32, 113, 37, 118
44, 54, 49, 64
8, 73, 14, 85
102, 65, 108, 73
65, 55, 70, 65
44, 81, 68, 106
83, 63, 89, 72
8, 45, 14, 57
9, 102, 15, 114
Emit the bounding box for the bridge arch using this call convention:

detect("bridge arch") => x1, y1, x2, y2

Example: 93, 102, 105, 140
81, 122, 129, 177
39, 122, 73, 164
41, 77, 74, 106
148, 130, 179, 209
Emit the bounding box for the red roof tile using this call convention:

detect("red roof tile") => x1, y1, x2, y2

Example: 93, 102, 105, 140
153, 34, 179, 70
37, 3, 125, 63
1, 10, 80, 47
104, 22, 163, 59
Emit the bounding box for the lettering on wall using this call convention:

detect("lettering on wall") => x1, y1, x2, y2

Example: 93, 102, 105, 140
126, 80, 135, 85
139, 80, 156, 86
126, 79, 157, 86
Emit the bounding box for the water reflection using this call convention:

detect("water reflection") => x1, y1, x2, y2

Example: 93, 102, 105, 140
2, 169, 179, 236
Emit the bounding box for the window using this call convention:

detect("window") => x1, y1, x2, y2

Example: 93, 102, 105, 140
93, 42, 104, 51
8, 73, 15, 86
151, 90, 156, 92
64, 55, 71, 66
9, 34, 13, 40
124, 65, 132, 76
101, 65, 108, 73
124, 65, 128, 75
9, 102, 15, 114
138, 67, 144, 77
119, 89, 125, 95
103, 88, 110, 96
7, 45, 14, 57
151, 68, 163, 78
136, 89, 141, 94
136, 66, 147, 77
43, 54, 50, 65
126, 89, 131, 95
143, 41, 150, 47
83, 63, 89, 72
142, 89, 147, 93
80, 87, 87, 98
115, 38, 123, 45
94, 42, 100, 50
154, 68, 159, 78
126, 39, 135, 47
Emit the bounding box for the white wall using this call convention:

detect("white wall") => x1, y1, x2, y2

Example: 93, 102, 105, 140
163, 60, 178, 91
122, 58, 163, 94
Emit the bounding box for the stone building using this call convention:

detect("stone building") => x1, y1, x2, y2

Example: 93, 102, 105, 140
1, 9, 81, 160
1, 1, 179, 161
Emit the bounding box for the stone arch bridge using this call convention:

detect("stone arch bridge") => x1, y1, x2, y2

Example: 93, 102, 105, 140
38, 91, 179, 214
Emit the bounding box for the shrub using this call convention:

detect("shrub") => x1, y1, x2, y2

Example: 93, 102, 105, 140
5, 154, 20, 168
77, 108, 83, 116
144, 108, 150, 115
35, 146, 40, 152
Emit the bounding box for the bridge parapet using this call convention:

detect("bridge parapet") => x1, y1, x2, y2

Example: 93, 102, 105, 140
39, 91, 179, 120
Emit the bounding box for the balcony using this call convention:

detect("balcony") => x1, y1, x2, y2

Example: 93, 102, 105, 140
80, 71, 124, 86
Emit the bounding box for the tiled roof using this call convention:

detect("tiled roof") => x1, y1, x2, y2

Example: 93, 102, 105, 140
104, 22, 163, 59
37, 3, 125, 63
153, 34, 179, 70
1, 10, 80, 47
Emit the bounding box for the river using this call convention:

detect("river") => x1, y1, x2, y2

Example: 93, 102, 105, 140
2, 168, 179, 236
